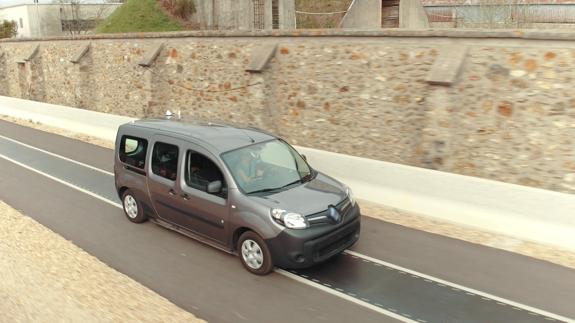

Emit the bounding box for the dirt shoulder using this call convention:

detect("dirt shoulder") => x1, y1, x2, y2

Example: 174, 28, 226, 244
0, 200, 204, 323
1, 114, 574, 270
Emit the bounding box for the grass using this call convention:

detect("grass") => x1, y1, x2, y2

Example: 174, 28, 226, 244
96, 0, 183, 34
295, 0, 353, 29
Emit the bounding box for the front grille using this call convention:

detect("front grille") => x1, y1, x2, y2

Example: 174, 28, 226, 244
307, 197, 352, 226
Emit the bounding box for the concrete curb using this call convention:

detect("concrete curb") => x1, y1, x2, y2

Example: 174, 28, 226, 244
1, 95, 574, 251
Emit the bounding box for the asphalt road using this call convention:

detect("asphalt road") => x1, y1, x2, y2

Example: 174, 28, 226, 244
1, 119, 574, 323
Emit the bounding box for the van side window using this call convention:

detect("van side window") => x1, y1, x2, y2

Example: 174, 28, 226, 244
186, 151, 226, 197
152, 142, 179, 181
119, 136, 148, 169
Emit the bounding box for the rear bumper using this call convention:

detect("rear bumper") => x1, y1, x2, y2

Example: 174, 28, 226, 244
265, 205, 361, 269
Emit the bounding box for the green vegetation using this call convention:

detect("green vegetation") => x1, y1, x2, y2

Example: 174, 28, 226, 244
295, 0, 353, 29
96, 0, 183, 34
0, 20, 18, 39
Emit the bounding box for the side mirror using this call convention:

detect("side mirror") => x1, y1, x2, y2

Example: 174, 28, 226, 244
301, 154, 307, 162
207, 180, 222, 194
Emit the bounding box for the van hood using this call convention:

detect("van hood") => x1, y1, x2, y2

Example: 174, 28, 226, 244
252, 173, 347, 216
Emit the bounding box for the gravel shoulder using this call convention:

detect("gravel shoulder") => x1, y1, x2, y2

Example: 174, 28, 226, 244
0, 200, 204, 323
2, 114, 574, 271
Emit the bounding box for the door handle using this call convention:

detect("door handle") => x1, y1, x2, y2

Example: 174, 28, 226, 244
168, 189, 177, 196
181, 193, 191, 201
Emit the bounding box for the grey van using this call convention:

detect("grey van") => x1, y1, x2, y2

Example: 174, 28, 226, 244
114, 118, 361, 275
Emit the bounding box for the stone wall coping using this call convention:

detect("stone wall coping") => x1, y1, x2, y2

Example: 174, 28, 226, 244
2, 28, 575, 43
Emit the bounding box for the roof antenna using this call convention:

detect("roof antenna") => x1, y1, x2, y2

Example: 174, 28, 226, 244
241, 129, 256, 143
165, 110, 182, 120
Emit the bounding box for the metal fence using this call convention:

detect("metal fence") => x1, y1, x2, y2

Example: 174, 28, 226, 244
425, 4, 575, 28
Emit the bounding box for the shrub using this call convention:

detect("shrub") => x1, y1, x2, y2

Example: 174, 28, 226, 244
160, 0, 196, 20
0, 20, 17, 39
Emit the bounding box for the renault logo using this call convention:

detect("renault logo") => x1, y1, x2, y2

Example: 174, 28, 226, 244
328, 206, 342, 223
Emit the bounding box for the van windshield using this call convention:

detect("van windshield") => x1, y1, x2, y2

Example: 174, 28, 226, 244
221, 140, 312, 195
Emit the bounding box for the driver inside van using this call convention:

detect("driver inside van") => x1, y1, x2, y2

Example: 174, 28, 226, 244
237, 149, 264, 187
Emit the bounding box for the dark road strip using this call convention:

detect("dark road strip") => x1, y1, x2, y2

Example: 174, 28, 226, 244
1, 123, 572, 323
0, 135, 119, 204
291, 253, 559, 323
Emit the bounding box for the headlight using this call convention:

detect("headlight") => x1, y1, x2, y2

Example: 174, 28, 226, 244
270, 208, 308, 229
346, 187, 356, 206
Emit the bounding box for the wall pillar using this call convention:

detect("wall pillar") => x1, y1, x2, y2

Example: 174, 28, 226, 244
278, 0, 296, 29
399, 0, 430, 29
0, 52, 8, 96
340, 0, 382, 29
238, 0, 255, 30
17, 46, 45, 102
264, 0, 273, 30
419, 87, 454, 171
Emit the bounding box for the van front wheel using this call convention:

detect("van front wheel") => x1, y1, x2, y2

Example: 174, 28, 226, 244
122, 190, 147, 223
238, 231, 273, 275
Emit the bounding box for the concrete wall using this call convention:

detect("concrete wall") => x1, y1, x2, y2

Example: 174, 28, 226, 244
399, 0, 430, 29
279, 0, 296, 29
192, 0, 294, 30
1, 30, 575, 195
340, 0, 382, 29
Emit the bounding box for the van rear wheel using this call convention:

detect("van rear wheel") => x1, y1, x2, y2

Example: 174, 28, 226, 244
238, 231, 273, 275
122, 190, 147, 223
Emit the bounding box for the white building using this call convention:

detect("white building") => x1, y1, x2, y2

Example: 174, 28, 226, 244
0, 3, 121, 38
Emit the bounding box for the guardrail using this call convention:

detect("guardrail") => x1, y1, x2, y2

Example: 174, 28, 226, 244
2, 95, 574, 251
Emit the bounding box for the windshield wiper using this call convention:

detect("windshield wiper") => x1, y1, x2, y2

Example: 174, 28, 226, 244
247, 179, 301, 195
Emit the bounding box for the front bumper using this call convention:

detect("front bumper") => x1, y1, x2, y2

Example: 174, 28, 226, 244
265, 204, 361, 269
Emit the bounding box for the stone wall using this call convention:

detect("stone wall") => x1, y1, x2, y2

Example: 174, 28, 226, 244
0, 30, 574, 194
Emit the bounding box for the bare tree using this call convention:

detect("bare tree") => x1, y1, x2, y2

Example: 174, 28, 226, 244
56, 0, 110, 35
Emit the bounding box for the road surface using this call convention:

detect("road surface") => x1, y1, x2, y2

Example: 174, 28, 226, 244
0, 120, 574, 323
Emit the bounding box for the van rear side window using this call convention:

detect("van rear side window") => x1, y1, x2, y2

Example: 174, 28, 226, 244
152, 142, 179, 181
120, 136, 148, 169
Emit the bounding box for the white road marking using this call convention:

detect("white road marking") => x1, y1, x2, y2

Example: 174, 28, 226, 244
0, 134, 114, 176
344, 250, 573, 322
275, 269, 419, 323
0, 153, 122, 210
2, 134, 573, 323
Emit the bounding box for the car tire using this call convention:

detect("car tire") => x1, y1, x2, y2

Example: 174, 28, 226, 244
122, 190, 147, 223
238, 231, 274, 275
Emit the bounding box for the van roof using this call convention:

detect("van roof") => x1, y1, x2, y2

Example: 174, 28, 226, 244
129, 118, 277, 153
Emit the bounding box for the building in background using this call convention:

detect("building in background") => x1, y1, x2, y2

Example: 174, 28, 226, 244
422, 0, 575, 29
0, 3, 121, 38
